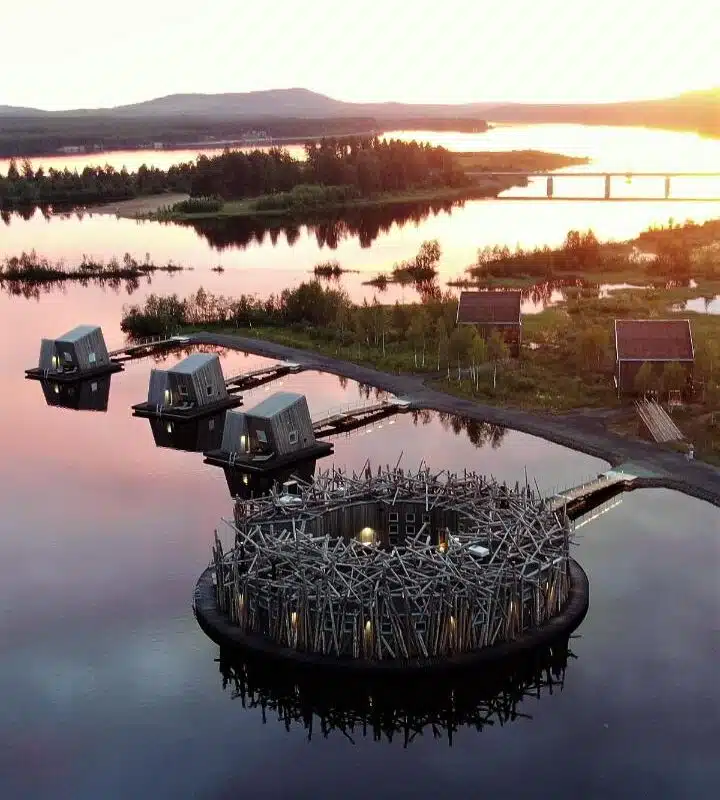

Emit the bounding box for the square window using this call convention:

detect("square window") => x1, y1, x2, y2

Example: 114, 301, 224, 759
381, 621, 392, 636
288, 430, 298, 445
415, 620, 427, 633
388, 523, 398, 535
206, 385, 214, 396
389, 512, 399, 523
406, 525, 415, 536
405, 513, 415, 523
179, 385, 189, 396
90, 382, 98, 392
63, 351, 73, 363
88, 352, 96, 364
257, 429, 268, 444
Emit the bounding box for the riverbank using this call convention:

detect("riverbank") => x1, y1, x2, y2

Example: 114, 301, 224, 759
187, 330, 720, 507
84, 193, 189, 218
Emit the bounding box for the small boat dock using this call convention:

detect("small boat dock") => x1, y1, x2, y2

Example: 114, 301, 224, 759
549, 468, 637, 518
311, 397, 412, 438
108, 335, 192, 363
224, 362, 303, 393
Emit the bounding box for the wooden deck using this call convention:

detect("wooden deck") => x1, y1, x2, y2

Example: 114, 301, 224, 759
131, 394, 243, 421
311, 397, 412, 437
224, 362, 303, 392
108, 335, 192, 362
549, 469, 636, 515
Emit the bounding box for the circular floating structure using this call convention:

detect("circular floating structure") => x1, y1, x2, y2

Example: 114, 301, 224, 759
194, 467, 589, 672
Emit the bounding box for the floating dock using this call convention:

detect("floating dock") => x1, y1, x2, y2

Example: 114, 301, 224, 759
107, 335, 192, 363
224, 362, 303, 393
549, 469, 637, 518
311, 397, 412, 438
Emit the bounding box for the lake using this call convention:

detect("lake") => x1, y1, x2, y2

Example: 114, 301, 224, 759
1, 124, 719, 798
2, 124, 720, 307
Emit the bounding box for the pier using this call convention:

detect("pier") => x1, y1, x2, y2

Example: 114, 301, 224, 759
108, 335, 192, 362
224, 362, 303, 393
549, 469, 637, 516
311, 397, 412, 437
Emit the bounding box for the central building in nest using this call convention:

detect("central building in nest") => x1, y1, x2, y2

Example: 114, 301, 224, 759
195, 467, 586, 667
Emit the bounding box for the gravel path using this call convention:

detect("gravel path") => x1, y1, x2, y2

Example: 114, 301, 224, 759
193, 331, 720, 507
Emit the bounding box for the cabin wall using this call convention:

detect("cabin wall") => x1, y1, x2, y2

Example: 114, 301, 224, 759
266, 397, 315, 455
170, 357, 228, 408
221, 411, 250, 454
38, 339, 57, 371
147, 369, 171, 406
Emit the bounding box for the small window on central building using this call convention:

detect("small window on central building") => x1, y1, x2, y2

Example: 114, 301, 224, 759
206, 385, 214, 396
288, 430, 298, 445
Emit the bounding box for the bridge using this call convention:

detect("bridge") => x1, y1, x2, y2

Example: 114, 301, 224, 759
472, 171, 720, 201
312, 397, 412, 438
224, 362, 303, 393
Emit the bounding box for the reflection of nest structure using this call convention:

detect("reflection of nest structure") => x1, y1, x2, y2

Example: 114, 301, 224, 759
217, 636, 575, 746
207, 467, 574, 663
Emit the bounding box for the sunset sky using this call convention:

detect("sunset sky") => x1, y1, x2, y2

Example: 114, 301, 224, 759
4, 0, 718, 110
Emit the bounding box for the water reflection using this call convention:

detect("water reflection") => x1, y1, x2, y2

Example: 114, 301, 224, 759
217, 635, 576, 747
222, 460, 318, 499
39, 375, 112, 412
179, 199, 462, 251
413, 410, 509, 450
147, 414, 226, 453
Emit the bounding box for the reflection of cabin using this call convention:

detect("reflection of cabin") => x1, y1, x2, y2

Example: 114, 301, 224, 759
224, 460, 317, 500
133, 352, 241, 420
40, 375, 112, 412
148, 413, 226, 452
28, 325, 122, 381
456, 291, 522, 356
205, 392, 333, 472
614, 319, 694, 394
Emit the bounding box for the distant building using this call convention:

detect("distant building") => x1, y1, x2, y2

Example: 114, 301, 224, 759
147, 353, 229, 410
38, 324, 112, 376
456, 290, 523, 356
614, 319, 694, 393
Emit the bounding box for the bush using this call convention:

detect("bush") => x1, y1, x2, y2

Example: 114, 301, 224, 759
172, 196, 223, 214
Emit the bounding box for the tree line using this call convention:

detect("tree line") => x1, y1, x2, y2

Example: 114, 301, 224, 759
0, 136, 467, 210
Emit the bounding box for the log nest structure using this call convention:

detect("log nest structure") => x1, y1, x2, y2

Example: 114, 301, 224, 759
197, 466, 587, 669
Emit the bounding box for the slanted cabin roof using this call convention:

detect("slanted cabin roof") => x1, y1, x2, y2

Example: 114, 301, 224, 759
246, 391, 305, 419
168, 352, 220, 374
56, 324, 102, 342
614, 319, 694, 362
457, 291, 522, 325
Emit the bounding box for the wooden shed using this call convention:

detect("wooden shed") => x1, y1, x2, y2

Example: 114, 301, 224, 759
456, 291, 522, 355
147, 352, 228, 409
29, 325, 121, 381
40, 375, 112, 412
614, 319, 694, 393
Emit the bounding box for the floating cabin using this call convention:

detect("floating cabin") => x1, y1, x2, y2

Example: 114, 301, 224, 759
132, 352, 242, 420
39, 375, 112, 412
204, 391, 333, 473
148, 412, 226, 453
614, 319, 694, 394
26, 325, 123, 381
456, 291, 522, 356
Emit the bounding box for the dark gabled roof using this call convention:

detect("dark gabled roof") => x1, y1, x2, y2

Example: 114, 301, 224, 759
615, 319, 694, 361
457, 291, 522, 325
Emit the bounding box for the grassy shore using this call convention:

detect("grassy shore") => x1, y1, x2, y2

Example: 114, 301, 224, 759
141, 150, 591, 221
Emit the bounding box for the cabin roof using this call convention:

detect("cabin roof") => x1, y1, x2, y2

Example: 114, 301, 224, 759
457, 291, 522, 325
246, 391, 305, 419
56, 324, 101, 342
169, 352, 220, 374
615, 319, 694, 361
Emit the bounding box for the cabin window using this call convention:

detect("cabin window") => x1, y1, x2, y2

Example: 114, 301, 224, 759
405, 513, 415, 523
206, 385, 214, 397
389, 512, 399, 522
288, 430, 298, 445
343, 618, 355, 633
208, 419, 215, 431
388, 523, 398, 535
257, 430, 268, 444
63, 351, 73, 363
179, 385, 189, 397
88, 352, 96, 364
90, 382, 98, 392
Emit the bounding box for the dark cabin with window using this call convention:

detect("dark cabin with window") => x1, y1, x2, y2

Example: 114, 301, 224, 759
134, 352, 241, 420
204, 392, 333, 472
28, 324, 122, 381
148, 413, 226, 452
614, 319, 695, 394
456, 291, 522, 356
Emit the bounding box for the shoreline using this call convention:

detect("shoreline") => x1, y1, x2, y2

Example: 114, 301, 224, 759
187, 330, 720, 507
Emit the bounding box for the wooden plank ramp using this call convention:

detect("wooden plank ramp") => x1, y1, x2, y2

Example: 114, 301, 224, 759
635, 399, 684, 443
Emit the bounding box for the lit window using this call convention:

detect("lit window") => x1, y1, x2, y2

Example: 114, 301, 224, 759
288, 430, 298, 445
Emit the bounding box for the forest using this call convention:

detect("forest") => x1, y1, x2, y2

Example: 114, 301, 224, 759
0, 136, 466, 210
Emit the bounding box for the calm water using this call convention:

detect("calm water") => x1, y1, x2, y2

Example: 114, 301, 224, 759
2, 124, 720, 306
1, 126, 719, 797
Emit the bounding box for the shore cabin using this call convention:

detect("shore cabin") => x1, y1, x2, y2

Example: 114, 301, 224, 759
149, 413, 225, 452
614, 319, 694, 394
147, 353, 228, 410
456, 291, 522, 356
221, 392, 316, 458
38, 325, 111, 376
40, 376, 112, 412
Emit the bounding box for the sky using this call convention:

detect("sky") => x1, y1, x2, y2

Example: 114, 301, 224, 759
3, 0, 718, 110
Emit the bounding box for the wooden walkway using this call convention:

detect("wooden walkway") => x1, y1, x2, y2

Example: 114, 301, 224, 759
109, 335, 191, 361
312, 397, 412, 437
635, 399, 684, 443
548, 470, 636, 514
224, 362, 303, 392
